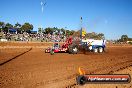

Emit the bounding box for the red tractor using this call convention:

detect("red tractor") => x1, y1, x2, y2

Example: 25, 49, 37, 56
45, 37, 79, 55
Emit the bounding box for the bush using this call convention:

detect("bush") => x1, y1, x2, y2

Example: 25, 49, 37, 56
128, 42, 132, 45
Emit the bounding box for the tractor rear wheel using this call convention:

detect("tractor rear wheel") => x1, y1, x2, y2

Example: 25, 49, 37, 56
68, 44, 79, 54
93, 48, 98, 53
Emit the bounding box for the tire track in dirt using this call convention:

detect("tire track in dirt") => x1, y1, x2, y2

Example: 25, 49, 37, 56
1, 45, 132, 88
35, 52, 132, 87
0, 48, 32, 66
91, 60, 132, 74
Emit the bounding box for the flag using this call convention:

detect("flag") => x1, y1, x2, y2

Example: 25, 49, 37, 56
82, 28, 86, 37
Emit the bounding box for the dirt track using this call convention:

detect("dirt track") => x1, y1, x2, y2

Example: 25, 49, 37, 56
0, 42, 132, 88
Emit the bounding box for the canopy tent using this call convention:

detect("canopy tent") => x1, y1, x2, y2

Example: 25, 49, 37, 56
9, 28, 17, 32
30, 31, 37, 34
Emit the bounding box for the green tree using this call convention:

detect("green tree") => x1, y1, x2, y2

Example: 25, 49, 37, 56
5, 23, 13, 29
38, 28, 41, 33
53, 27, 60, 35
3, 23, 13, 33
70, 30, 75, 35
66, 30, 71, 36
121, 35, 128, 42
56, 28, 60, 35
86, 32, 105, 39
14, 22, 21, 33
44, 27, 54, 34
128, 38, 132, 41
14, 22, 21, 28
98, 33, 105, 39
53, 27, 57, 33
21, 23, 33, 33
0, 22, 5, 28
38, 27, 43, 33
72, 30, 80, 37
0, 22, 5, 32
61, 28, 65, 35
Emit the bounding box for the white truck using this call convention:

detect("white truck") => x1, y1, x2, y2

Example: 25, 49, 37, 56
82, 39, 106, 53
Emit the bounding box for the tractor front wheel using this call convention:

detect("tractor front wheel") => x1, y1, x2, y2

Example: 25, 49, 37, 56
50, 49, 55, 55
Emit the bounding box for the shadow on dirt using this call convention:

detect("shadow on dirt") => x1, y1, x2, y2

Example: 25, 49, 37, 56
0, 48, 32, 66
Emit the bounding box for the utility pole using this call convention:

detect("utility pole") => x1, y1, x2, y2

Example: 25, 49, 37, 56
80, 17, 83, 43
65, 27, 67, 36
40, 1, 46, 34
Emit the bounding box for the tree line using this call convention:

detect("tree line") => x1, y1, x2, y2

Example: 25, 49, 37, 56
117, 35, 132, 42
0, 21, 106, 40
38, 27, 75, 36
0, 21, 75, 35
0, 22, 33, 33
